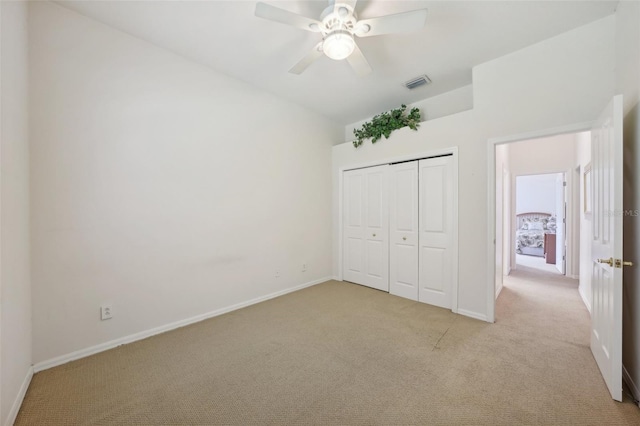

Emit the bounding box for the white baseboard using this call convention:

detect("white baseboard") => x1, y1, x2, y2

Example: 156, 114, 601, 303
4, 367, 33, 426
457, 308, 489, 322
495, 283, 503, 300
34, 277, 331, 373
623, 364, 640, 407
579, 285, 591, 313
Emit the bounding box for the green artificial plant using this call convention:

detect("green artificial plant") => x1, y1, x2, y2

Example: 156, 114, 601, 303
352, 104, 421, 148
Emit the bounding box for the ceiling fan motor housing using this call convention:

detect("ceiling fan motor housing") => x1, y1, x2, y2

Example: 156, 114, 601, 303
319, 3, 361, 59
320, 3, 357, 34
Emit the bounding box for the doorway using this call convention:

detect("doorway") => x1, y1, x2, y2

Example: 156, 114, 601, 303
492, 131, 591, 304
514, 173, 565, 275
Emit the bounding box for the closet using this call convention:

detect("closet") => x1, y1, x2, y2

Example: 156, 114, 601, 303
342, 155, 455, 309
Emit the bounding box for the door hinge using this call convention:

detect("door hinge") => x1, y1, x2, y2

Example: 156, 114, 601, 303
563, 181, 567, 187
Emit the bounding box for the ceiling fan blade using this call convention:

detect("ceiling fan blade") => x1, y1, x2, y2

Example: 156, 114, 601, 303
255, 2, 322, 32
356, 9, 428, 37
346, 43, 372, 77
289, 42, 324, 74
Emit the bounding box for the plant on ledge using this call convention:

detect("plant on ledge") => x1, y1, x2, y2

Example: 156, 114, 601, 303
352, 104, 421, 148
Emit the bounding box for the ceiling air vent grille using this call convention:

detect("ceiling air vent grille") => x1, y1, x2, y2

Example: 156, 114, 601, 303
405, 75, 431, 90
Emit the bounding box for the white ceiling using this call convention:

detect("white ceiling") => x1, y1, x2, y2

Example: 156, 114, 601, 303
55, 0, 618, 125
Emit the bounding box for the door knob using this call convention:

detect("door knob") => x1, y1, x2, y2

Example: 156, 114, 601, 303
598, 257, 614, 267
403, 237, 407, 241
614, 259, 634, 268
372, 233, 376, 237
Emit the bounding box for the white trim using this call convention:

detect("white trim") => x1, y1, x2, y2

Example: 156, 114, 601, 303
579, 285, 592, 313
337, 146, 459, 313
487, 121, 594, 325
568, 274, 579, 280
337, 170, 344, 281
623, 364, 640, 407
451, 149, 460, 313
340, 146, 459, 173
457, 309, 488, 322
33, 277, 330, 373
487, 122, 595, 146
331, 276, 341, 281
495, 283, 503, 300
487, 138, 496, 323
4, 367, 33, 426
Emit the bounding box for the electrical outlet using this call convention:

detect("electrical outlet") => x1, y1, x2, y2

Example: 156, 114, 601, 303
302, 263, 307, 272
100, 304, 113, 321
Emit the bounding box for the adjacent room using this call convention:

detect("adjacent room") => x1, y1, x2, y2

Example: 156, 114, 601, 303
514, 173, 564, 273
2, 1, 640, 424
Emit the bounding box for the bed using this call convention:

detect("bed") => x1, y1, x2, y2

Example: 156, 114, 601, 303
515, 212, 556, 257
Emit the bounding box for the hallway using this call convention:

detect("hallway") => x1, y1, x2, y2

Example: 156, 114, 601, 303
499, 264, 640, 415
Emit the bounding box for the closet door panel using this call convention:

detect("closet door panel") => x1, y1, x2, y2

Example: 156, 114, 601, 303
389, 162, 419, 300
421, 247, 445, 292
419, 156, 453, 308
343, 171, 365, 284
363, 165, 389, 291
343, 165, 389, 291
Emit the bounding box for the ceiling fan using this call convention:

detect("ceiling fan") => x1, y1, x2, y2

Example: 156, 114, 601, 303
255, 0, 428, 76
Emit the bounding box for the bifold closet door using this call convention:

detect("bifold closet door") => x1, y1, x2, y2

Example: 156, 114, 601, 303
343, 165, 389, 291
419, 156, 454, 308
389, 162, 419, 300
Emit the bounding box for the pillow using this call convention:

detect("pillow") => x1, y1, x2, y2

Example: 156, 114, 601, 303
529, 222, 544, 231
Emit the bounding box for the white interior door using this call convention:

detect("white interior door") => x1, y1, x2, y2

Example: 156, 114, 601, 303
555, 174, 566, 274
343, 165, 389, 291
590, 95, 624, 401
389, 161, 419, 300
419, 156, 454, 308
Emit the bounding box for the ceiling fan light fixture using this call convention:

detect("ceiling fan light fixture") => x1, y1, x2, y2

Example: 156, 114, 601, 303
323, 30, 355, 60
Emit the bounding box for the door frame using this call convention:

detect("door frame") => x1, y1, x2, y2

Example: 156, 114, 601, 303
486, 122, 593, 323
338, 146, 459, 313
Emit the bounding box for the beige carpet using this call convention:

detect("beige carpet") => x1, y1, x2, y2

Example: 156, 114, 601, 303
16, 273, 640, 425
516, 253, 562, 274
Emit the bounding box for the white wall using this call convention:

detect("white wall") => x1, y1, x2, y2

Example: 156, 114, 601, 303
29, 1, 342, 366
515, 174, 559, 215
576, 132, 591, 311
333, 15, 615, 321
508, 134, 577, 177
1, 1, 32, 424
473, 17, 614, 137
615, 0, 640, 403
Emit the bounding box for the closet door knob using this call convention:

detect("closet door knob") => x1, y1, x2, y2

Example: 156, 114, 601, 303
403, 237, 407, 241
373, 233, 376, 237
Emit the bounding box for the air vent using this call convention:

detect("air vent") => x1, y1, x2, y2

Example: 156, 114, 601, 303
405, 75, 431, 90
